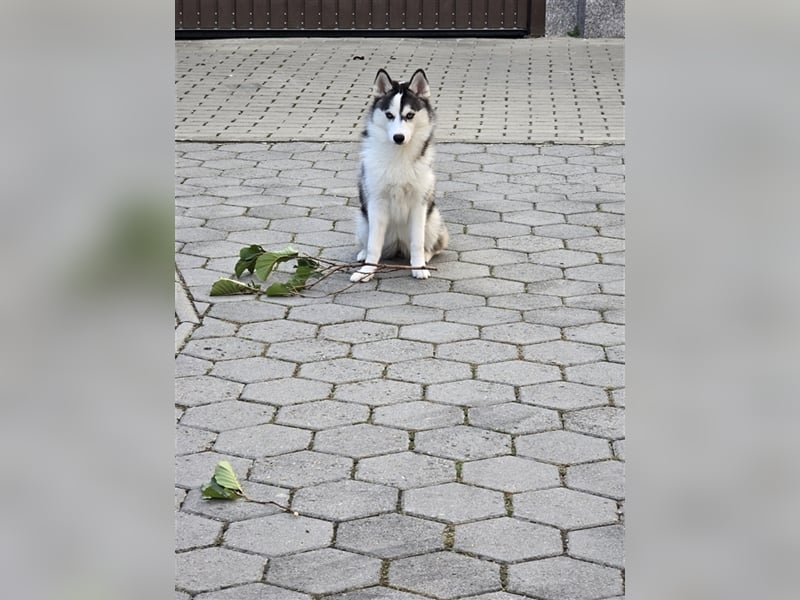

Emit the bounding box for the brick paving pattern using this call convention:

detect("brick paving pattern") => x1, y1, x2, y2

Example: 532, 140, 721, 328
176, 36, 624, 600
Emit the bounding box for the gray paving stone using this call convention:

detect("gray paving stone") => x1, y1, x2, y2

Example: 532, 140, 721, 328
333, 290, 409, 308
459, 249, 529, 266
412, 292, 486, 310
175, 451, 252, 489
508, 556, 622, 599
569, 524, 624, 568
613, 439, 625, 461
334, 379, 422, 406
314, 423, 408, 458
337, 513, 446, 559
387, 359, 472, 385
237, 318, 317, 342
567, 460, 625, 500
564, 322, 625, 346
400, 321, 479, 343
190, 317, 238, 339
487, 293, 562, 313
481, 322, 560, 344
241, 378, 332, 406
327, 588, 430, 600
194, 583, 310, 600
451, 277, 526, 297
459, 593, 530, 600
517, 430, 613, 465
566, 235, 625, 253
181, 486, 286, 522
266, 338, 350, 362
404, 482, 506, 523
373, 402, 464, 431
435, 339, 518, 364
367, 304, 444, 326
180, 401, 275, 432
378, 276, 451, 294
288, 303, 365, 324
514, 487, 618, 529
208, 300, 286, 323
389, 551, 501, 599
455, 517, 562, 562
319, 321, 398, 343
357, 451, 455, 490
564, 406, 625, 440
498, 235, 564, 253
566, 264, 624, 283
275, 400, 367, 430
468, 403, 560, 435
224, 512, 332, 556
416, 426, 511, 461
176, 425, 217, 455
527, 279, 600, 297
427, 380, 515, 407
468, 222, 531, 238
565, 362, 625, 388
299, 358, 384, 384
352, 339, 434, 363
462, 456, 560, 492
432, 261, 492, 281
524, 307, 602, 327
477, 360, 561, 386
292, 479, 397, 521
266, 548, 381, 595
564, 293, 624, 312
520, 381, 609, 410
175, 547, 265, 594
214, 423, 311, 458
176, 376, 243, 407
210, 357, 297, 384
523, 340, 606, 366
175, 511, 223, 551
251, 450, 351, 488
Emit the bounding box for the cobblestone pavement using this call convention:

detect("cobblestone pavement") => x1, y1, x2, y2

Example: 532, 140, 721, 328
175, 137, 625, 598
176, 37, 624, 144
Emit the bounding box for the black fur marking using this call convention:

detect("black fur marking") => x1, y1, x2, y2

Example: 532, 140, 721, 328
419, 133, 433, 159
358, 165, 368, 220
373, 76, 434, 118
427, 200, 436, 216
361, 129, 368, 138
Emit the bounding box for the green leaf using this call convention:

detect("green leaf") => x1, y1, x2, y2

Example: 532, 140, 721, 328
212, 460, 244, 493
296, 257, 319, 269
234, 245, 266, 277
210, 278, 260, 296
264, 282, 296, 296
239, 244, 265, 261
201, 480, 242, 500
254, 247, 299, 281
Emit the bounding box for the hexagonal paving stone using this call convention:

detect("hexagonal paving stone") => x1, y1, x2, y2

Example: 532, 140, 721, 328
266, 548, 381, 595
291, 479, 397, 521
400, 321, 479, 343
180, 401, 275, 432
468, 403, 560, 434
337, 513, 446, 558
412, 291, 486, 309
299, 358, 384, 384
403, 483, 506, 523
387, 359, 472, 385
210, 357, 296, 384
481, 323, 560, 345
176, 426, 217, 455
514, 487, 619, 529
352, 339, 434, 362
566, 264, 624, 283
454, 517, 562, 562
564, 406, 625, 440
288, 303, 365, 325
389, 551, 501, 599
224, 512, 332, 556
452, 277, 526, 297
565, 362, 625, 388
461, 456, 560, 492
435, 340, 518, 364
183, 337, 265, 361
507, 556, 623, 599
326, 587, 430, 600
493, 264, 563, 284
566, 460, 625, 500
520, 381, 608, 410
416, 426, 511, 461
522, 340, 605, 366
319, 321, 398, 343
334, 290, 410, 308
427, 380, 515, 407
266, 338, 350, 362
275, 400, 369, 430
176, 376, 243, 407
516, 430, 613, 465
477, 360, 561, 386
373, 402, 464, 430
175, 512, 223, 551
334, 379, 422, 406
529, 248, 598, 268
251, 450, 352, 488
526, 279, 600, 297
314, 423, 408, 458
214, 423, 311, 458
194, 583, 310, 600
564, 322, 625, 346
445, 306, 521, 326
181, 482, 289, 522
524, 307, 602, 328
458, 593, 530, 600
241, 377, 333, 406
367, 305, 444, 325
175, 547, 265, 594
569, 523, 624, 569
357, 451, 455, 489
208, 301, 286, 323
175, 451, 252, 489
237, 320, 318, 342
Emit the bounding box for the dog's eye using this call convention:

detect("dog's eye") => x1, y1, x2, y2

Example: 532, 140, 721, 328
385, 112, 394, 120
405, 113, 415, 121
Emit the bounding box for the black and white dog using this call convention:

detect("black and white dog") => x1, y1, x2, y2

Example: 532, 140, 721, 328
350, 69, 449, 282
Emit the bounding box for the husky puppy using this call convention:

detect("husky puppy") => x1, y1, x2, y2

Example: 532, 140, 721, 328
350, 68, 449, 282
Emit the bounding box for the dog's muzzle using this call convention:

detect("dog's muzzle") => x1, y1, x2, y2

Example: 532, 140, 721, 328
393, 134, 405, 144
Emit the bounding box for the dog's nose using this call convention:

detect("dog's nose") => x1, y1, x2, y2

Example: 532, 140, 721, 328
393, 134, 405, 144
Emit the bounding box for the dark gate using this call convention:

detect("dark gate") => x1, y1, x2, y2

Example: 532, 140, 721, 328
176, 1, 545, 37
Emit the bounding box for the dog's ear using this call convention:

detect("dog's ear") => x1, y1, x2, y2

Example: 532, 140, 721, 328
408, 69, 430, 98
373, 69, 393, 97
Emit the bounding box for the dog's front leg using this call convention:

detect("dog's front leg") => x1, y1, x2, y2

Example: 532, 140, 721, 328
351, 213, 388, 283
408, 204, 431, 279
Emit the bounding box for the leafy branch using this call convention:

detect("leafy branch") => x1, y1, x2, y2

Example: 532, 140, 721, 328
201, 460, 295, 513
210, 244, 434, 297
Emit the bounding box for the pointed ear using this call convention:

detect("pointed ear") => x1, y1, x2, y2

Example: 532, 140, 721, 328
373, 69, 393, 97
408, 69, 430, 98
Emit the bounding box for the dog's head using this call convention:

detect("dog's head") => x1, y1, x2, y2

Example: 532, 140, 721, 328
369, 69, 433, 146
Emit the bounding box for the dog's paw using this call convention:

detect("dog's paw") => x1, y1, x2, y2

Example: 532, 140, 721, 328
411, 268, 431, 279
351, 266, 376, 283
